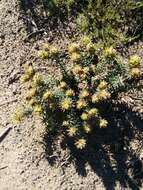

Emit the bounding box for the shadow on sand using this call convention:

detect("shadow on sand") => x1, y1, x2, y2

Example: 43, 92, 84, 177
43, 102, 143, 190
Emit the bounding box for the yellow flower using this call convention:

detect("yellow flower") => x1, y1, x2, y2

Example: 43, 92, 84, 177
61, 98, 72, 111
72, 65, 88, 79
98, 90, 111, 101
62, 121, 70, 127
88, 108, 98, 117
99, 119, 108, 128
81, 113, 88, 120
59, 81, 67, 88
21, 65, 34, 83
33, 105, 43, 115
23, 63, 30, 70
12, 109, 24, 124
81, 36, 91, 45
33, 74, 43, 86
92, 94, 99, 103
79, 90, 89, 98
72, 65, 82, 74
67, 127, 77, 137
43, 90, 53, 100
129, 55, 140, 68
76, 99, 87, 109
104, 46, 116, 57
68, 43, 79, 54
43, 43, 50, 51
75, 138, 86, 149
25, 66, 34, 76
130, 68, 141, 78
83, 123, 91, 133
77, 67, 89, 79
49, 46, 59, 55
71, 52, 81, 62
65, 89, 74, 96
26, 88, 37, 99
98, 81, 107, 90
21, 74, 31, 83
39, 50, 49, 59
28, 99, 36, 107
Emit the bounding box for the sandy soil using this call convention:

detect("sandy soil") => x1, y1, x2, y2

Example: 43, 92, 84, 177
0, 0, 143, 190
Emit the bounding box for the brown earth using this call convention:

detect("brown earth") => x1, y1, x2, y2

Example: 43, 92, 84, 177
0, 0, 143, 190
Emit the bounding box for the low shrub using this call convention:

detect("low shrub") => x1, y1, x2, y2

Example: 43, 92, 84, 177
15, 38, 142, 149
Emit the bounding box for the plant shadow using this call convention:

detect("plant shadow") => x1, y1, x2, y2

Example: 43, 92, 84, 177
43, 102, 143, 190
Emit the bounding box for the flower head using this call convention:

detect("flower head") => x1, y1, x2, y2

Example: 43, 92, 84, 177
25, 66, 34, 76
23, 63, 30, 70
81, 36, 91, 45
26, 88, 37, 99
39, 50, 49, 59
72, 65, 88, 79
67, 127, 77, 137
72, 65, 82, 75
62, 121, 70, 127
104, 46, 116, 58
43, 90, 53, 100
83, 123, 91, 133
68, 43, 79, 54
88, 108, 98, 117
65, 89, 74, 97
129, 55, 140, 68
12, 109, 24, 124
43, 43, 50, 51
81, 113, 88, 120
98, 90, 111, 101
130, 68, 141, 78
71, 52, 81, 62
33, 74, 43, 87
76, 99, 87, 109
61, 98, 72, 111
75, 138, 86, 149
99, 119, 108, 128
49, 46, 59, 55
21, 74, 31, 83
79, 90, 89, 98
33, 105, 43, 115
98, 81, 107, 90
28, 99, 37, 107
59, 81, 67, 88
92, 94, 99, 103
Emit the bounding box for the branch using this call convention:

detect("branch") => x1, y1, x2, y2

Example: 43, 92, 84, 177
23, 29, 45, 42
0, 127, 12, 143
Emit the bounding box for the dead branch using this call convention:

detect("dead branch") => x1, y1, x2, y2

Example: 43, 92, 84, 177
0, 127, 12, 143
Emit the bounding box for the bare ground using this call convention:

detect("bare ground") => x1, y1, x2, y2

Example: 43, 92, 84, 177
0, 0, 143, 190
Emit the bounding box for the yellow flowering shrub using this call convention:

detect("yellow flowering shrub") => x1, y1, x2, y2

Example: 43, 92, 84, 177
18, 41, 142, 150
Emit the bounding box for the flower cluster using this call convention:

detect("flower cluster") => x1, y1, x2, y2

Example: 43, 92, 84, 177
129, 55, 141, 78
39, 43, 59, 59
